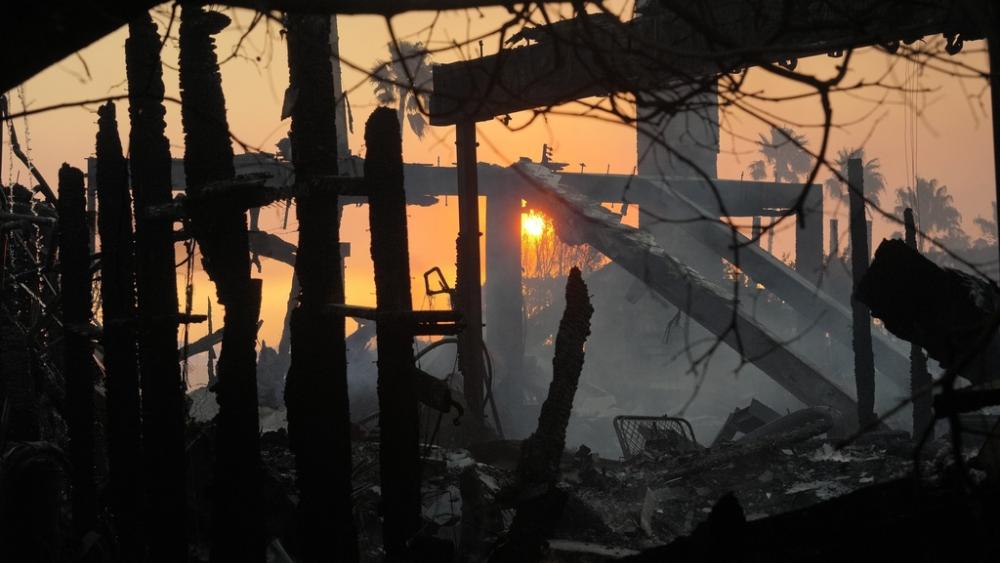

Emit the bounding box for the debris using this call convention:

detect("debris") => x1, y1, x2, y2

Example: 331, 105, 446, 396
858, 238, 1000, 385
712, 399, 781, 446
613, 415, 699, 461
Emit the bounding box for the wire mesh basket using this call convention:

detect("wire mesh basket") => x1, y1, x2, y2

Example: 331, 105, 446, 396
613, 415, 699, 461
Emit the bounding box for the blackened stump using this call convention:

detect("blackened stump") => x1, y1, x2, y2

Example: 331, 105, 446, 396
58, 164, 97, 537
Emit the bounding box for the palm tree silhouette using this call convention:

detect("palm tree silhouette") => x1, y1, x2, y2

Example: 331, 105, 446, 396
824, 147, 886, 208
369, 41, 432, 138
974, 201, 997, 245
747, 160, 767, 181
893, 177, 963, 251
757, 126, 812, 183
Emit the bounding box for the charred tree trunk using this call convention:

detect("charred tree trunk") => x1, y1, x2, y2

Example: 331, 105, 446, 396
515, 266, 593, 489
179, 6, 264, 562
491, 267, 594, 563
58, 164, 97, 537
95, 100, 143, 560
365, 107, 423, 559
848, 158, 876, 429
283, 14, 358, 563
904, 209, 933, 440
126, 14, 188, 562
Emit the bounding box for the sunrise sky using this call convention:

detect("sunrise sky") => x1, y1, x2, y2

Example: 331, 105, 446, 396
4, 3, 995, 387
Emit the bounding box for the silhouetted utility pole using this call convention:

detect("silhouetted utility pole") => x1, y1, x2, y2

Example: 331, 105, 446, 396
848, 158, 876, 429
366, 107, 423, 560
179, 6, 264, 562
96, 101, 143, 561
58, 163, 97, 537
904, 208, 933, 440
126, 14, 188, 561
284, 13, 358, 563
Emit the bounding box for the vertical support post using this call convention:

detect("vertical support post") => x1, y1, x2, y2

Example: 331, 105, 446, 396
126, 15, 187, 561
848, 158, 876, 429
456, 121, 487, 438
795, 183, 823, 286
485, 182, 524, 391
96, 101, 143, 561
990, 32, 1000, 278
829, 218, 839, 257
58, 164, 96, 537
904, 208, 932, 440
366, 107, 423, 560
285, 13, 358, 563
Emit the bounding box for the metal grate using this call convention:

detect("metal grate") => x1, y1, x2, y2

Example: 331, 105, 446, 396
613, 415, 699, 461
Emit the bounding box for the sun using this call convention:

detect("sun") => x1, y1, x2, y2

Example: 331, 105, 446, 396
522, 210, 547, 240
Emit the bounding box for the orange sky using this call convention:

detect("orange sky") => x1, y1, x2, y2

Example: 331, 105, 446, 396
3, 4, 995, 387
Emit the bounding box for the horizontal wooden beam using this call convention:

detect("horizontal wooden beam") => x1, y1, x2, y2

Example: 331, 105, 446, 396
430, 0, 984, 124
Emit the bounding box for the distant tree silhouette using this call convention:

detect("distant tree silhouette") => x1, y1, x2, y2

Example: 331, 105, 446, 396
757, 126, 811, 183
974, 201, 997, 245
825, 147, 886, 208
893, 177, 963, 251
369, 41, 432, 138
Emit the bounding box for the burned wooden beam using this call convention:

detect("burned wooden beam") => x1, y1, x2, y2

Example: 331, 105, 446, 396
95, 100, 143, 560
857, 238, 1000, 386
365, 106, 426, 560
519, 163, 865, 419
57, 163, 97, 537
848, 159, 877, 429
430, 1, 984, 124
904, 208, 933, 440
125, 16, 189, 559
284, 13, 359, 563
178, 6, 264, 561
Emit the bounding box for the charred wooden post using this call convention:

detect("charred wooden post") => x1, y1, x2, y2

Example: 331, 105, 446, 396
126, 14, 188, 561
848, 158, 876, 429
284, 14, 358, 563
795, 186, 824, 286
365, 107, 424, 559
179, 6, 264, 561
95, 100, 143, 559
58, 164, 97, 537
456, 121, 488, 440
903, 208, 933, 439
491, 267, 594, 563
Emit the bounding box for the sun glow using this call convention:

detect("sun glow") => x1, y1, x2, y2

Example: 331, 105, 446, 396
522, 210, 547, 240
